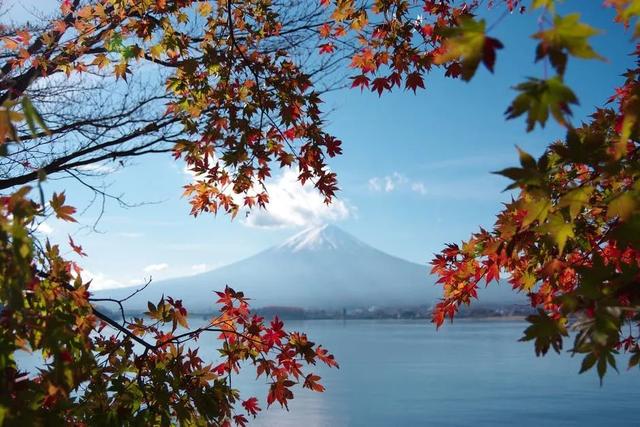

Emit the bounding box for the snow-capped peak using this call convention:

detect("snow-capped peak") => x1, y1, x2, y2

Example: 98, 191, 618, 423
277, 224, 362, 253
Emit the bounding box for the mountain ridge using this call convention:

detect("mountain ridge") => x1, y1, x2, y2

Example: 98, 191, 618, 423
97, 224, 524, 312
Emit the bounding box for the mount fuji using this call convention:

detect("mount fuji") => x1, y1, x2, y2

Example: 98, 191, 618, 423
97, 224, 523, 312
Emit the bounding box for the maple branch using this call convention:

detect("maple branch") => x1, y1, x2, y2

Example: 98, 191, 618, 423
89, 278, 154, 325
0, 117, 178, 190
92, 306, 155, 351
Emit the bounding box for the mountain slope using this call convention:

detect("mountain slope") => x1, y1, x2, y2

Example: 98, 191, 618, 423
98, 224, 523, 312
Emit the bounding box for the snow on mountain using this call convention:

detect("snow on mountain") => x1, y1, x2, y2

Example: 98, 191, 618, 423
276, 224, 367, 253
97, 224, 523, 313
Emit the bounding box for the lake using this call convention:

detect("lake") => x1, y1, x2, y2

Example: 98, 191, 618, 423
15, 319, 639, 425
199, 319, 640, 427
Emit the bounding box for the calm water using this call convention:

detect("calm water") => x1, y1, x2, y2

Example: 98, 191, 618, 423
200, 319, 640, 427
15, 319, 639, 425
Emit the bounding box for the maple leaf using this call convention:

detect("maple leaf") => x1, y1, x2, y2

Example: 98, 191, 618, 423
91, 54, 110, 69
533, 13, 603, 75
405, 72, 425, 93
371, 77, 389, 96
16, 30, 31, 45
435, 17, 503, 81
350, 74, 370, 91
50, 192, 77, 222
197, 2, 213, 17
538, 213, 574, 254
114, 62, 130, 81
482, 36, 503, 73
2, 38, 18, 50
303, 374, 325, 392
558, 186, 594, 219
61, 0, 72, 15
233, 415, 248, 427
319, 43, 335, 54
319, 23, 332, 38
68, 235, 87, 257
505, 76, 578, 131
324, 136, 342, 157
53, 19, 67, 33
315, 346, 339, 368
242, 397, 261, 416
519, 310, 568, 356
607, 192, 637, 220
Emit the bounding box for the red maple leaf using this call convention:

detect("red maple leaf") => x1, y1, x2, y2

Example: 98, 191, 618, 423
405, 72, 425, 93
242, 397, 261, 416
372, 77, 389, 96
68, 235, 87, 257
482, 36, 504, 73
350, 74, 370, 91
319, 43, 335, 54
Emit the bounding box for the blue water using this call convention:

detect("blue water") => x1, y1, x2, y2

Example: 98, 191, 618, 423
15, 319, 639, 425
203, 319, 640, 427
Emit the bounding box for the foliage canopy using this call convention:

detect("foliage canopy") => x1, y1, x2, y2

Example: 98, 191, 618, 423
1, 0, 640, 424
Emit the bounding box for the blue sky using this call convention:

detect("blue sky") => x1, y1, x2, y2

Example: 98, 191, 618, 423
7, 1, 637, 289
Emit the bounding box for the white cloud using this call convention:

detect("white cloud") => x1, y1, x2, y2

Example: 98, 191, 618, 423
369, 172, 427, 196
243, 169, 351, 229
182, 160, 352, 229
411, 182, 427, 195
143, 263, 169, 273
368, 178, 382, 192
116, 232, 143, 238
191, 263, 208, 274
82, 270, 126, 291
76, 162, 119, 174
34, 221, 54, 235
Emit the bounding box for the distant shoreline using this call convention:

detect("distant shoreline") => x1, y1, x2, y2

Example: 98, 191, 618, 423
98, 304, 533, 322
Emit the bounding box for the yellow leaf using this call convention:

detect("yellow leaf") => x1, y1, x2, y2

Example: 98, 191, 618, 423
177, 12, 189, 24
149, 44, 164, 59
77, 5, 93, 19
198, 2, 212, 17
522, 197, 551, 227
532, 0, 555, 10
521, 272, 537, 291
92, 54, 110, 69
559, 186, 593, 219
607, 192, 636, 220
539, 213, 574, 254
2, 37, 18, 50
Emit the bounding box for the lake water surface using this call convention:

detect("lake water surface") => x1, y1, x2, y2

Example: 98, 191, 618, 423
206, 319, 639, 427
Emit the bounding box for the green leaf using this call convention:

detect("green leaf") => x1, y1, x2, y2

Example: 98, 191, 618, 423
21, 97, 49, 136
506, 76, 578, 131
521, 197, 552, 227
607, 192, 637, 221
533, 14, 603, 74
614, 0, 640, 37
105, 32, 124, 52
516, 146, 536, 169
597, 353, 607, 384
579, 353, 597, 374
606, 351, 618, 373
520, 310, 568, 356
532, 0, 555, 10
539, 213, 574, 254
559, 186, 593, 219
435, 17, 503, 81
